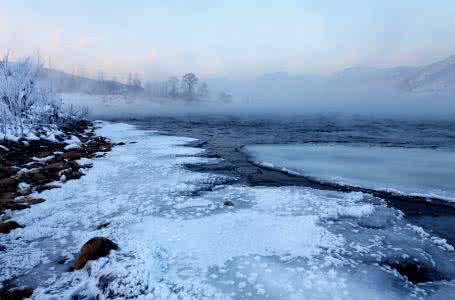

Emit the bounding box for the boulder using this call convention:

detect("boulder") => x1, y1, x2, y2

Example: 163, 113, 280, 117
62, 151, 83, 161
0, 167, 17, 180
21, 197, 46, 205
0, 287, 33, 300
223, 200, 235, 207
70, 237, 119, 271
383, 257, 446, 284
35, 184, 61, 193
0, 221, 24, 234
0, 178, 18, 193
96, 222, 111, 230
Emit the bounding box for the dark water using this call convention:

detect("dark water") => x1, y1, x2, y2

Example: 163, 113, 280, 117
131, 115, 455, 244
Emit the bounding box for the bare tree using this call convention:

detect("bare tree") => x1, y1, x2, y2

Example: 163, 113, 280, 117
127, 73, 133, 86
181, 73, 198, 100
132, 73, 142, 88
197, 82, 209, 99
218, 91, 233, 103
166, 76, 179, 98
0, 53, 65, 137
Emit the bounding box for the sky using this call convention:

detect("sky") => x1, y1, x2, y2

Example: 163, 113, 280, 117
1, 0, 455, 80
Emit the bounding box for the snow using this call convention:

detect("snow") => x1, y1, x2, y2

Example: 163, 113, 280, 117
244, 143, 455, 201
1, 123, 455, 299
33, 155, 55, 162
64, 143, 80, 150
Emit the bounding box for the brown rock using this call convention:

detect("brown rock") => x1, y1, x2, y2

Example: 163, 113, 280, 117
0, 192, 31, 213
22, 197, 46, 205
21, 170, 49, 185
0, 287, 33, 300
70, 237, 119, 271
0, 167, 17, 180
223, 200, 235, 207
62, 151, 83, 161
35, 184, 60, 193
0, 178, 18, 192
96, 222, 110, 230
0, 221, 23, 234
57, 256, 69, 264
43, 162, 66, 174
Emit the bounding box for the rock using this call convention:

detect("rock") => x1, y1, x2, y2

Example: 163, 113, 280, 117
115, 142, 126, 146
57, 256, 69, 264
70, 237, 119, 271
20, 170, 49, 186
0, 287, 33, 300
62, 151, 83, 161
43, 162, 66, 174
0, 178, 18, 193
0, 245, 6, 251
223, 200, 235, 207
97, 273, 116, 295
0, 193, 30, 213
383, 257, 446, 284
0, 221, 24, 234
35, 184, 60, 193
96, 222, 110, 230
0, 167, 17, 180
80, 162, 93, 169
22, 197, 46, 205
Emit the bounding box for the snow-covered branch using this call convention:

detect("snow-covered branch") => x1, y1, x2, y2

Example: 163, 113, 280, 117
0, 53, 86, 140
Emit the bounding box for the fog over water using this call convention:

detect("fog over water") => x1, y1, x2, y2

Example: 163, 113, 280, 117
64, 88, 455, 121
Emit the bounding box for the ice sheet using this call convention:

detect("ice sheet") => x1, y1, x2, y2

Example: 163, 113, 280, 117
244, 143, 455, 201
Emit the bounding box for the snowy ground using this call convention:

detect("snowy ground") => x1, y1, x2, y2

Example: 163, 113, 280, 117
243, 144, 455, 202
1, 123, 455, 299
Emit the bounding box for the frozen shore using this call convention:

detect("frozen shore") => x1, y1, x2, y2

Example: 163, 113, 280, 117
1, 122, 455, 299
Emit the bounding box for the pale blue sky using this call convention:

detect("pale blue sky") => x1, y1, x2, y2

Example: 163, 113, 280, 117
1, 0, 455, 79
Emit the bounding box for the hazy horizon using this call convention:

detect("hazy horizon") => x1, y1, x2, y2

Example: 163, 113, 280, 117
2, 0, 455, 81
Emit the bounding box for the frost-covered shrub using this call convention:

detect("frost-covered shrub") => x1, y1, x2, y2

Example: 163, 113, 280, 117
0, 53, 84, 139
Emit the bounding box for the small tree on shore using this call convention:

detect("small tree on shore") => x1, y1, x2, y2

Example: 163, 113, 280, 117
0, 53, 84, 138
218, 91, 233, 103
181, 73, 198, 100
166, 76, 179, 98
197, 82, 209, 99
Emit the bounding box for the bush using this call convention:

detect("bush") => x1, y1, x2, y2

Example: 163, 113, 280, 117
0, 53, 86, 139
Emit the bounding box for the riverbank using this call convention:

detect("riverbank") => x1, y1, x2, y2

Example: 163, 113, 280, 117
0, 120, 115, 298
2, 121, 455, 299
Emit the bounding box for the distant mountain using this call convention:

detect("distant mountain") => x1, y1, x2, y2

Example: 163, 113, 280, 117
403, 55, 455, 94
40, 68, 143, 95
335, 55, 455, 95
336, 66, 418, 84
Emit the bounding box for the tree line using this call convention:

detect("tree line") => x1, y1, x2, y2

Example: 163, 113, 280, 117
144, 73, 232, 102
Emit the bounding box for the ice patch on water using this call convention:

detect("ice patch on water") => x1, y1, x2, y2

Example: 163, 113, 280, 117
243, 143, 455, 201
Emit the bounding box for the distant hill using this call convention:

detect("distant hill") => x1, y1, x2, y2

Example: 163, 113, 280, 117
335, 55, 455, 95
403, 55, 455, 94
40, 68, 144, 95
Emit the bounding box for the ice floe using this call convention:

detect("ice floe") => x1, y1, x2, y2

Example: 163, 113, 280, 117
244, 143, 455, 201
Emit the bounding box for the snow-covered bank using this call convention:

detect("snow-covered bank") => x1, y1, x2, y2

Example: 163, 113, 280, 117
243, 143, 455, 202
1, 123, 455, 299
